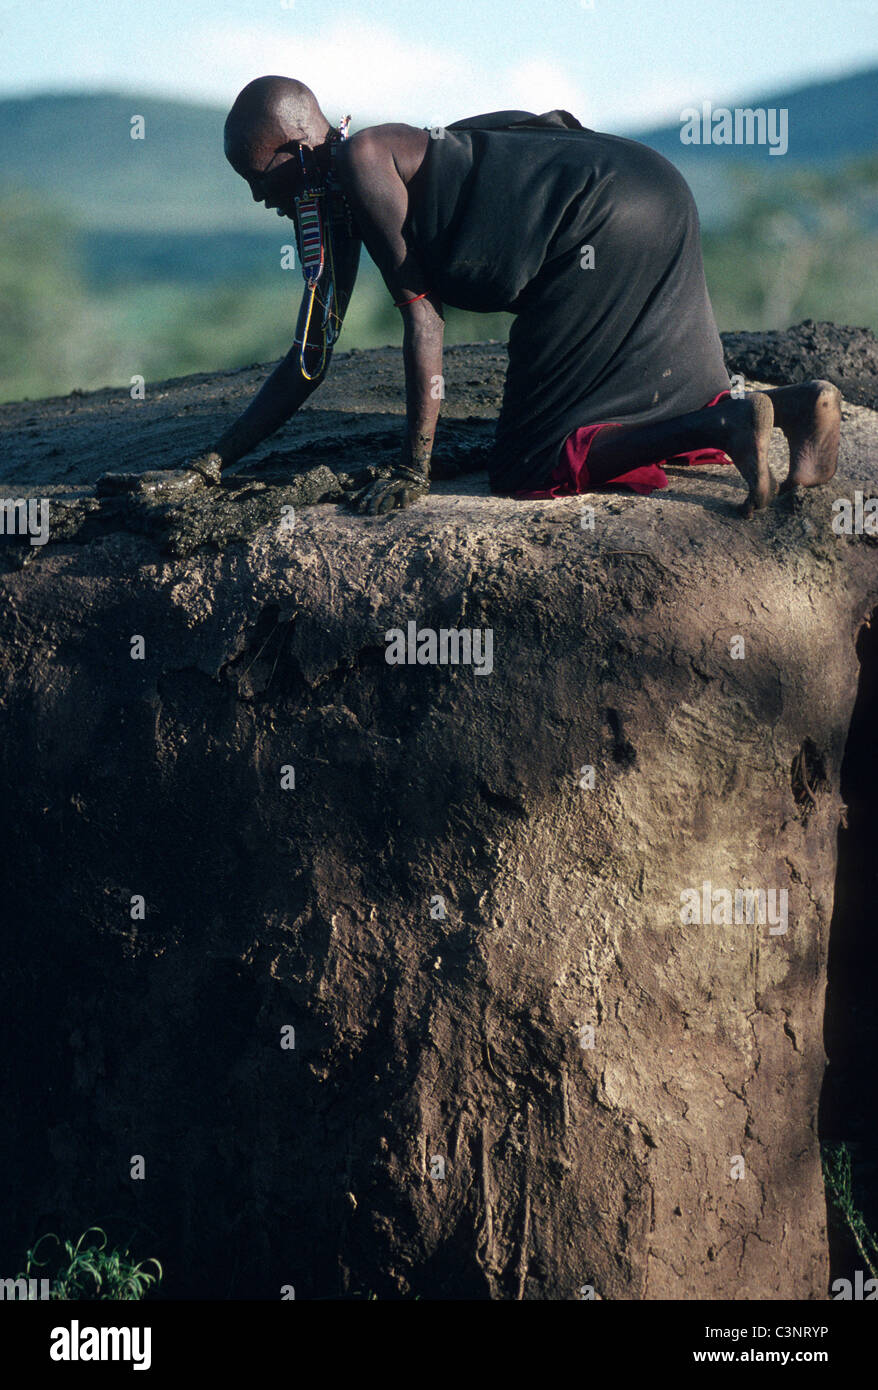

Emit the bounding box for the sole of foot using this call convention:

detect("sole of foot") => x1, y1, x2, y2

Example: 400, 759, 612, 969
772, 380, 843, 493
727, 392, 776, 518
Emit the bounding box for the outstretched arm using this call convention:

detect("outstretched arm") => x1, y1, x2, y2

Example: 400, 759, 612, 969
190, 225, 362, 478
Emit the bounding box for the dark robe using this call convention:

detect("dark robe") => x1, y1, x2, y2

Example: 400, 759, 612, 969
405, 110, 730, 493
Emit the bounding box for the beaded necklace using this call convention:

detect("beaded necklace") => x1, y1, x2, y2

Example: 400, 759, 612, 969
293, 116, 353, 380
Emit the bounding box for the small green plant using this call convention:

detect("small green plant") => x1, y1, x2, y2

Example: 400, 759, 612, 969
16, 1227, 162, 1300
822, 1142, 878, 1279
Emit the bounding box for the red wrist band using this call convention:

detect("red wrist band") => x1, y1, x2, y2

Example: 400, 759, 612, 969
394, 290, 431, 308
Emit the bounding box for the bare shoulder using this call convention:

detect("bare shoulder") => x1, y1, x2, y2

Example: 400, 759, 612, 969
338, 123, 430, 185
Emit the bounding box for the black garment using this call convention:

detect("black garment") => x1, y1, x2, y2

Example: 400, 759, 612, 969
405, 111, 730, 493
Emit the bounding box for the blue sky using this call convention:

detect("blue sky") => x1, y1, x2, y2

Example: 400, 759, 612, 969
2, 0, 876, 130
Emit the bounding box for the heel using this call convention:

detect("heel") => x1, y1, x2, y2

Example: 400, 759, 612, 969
737, 393, 776, 518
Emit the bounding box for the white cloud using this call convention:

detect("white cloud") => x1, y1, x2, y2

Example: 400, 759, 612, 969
3, 9, 722, 134
149, 17, 705, 132
500, 58, 592, 122
188, 19, 470, 120
148, 17, 593, 129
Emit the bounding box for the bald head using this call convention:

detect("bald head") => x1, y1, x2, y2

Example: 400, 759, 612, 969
224, 76, 330, 173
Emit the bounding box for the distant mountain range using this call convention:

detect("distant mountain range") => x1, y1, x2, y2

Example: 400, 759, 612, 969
634, 65, 878, 225
0, 67, 875, 303
0, 92, 262, 232
1, 66, 875, 236
635, 64, 878, 166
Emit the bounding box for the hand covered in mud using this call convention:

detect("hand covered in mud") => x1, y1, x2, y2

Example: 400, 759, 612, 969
182, 451, 223, 487
350, 463, 429, 515
96, 451, 223, 499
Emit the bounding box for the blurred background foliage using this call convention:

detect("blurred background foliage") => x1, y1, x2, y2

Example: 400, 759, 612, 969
701, 157, 878, 332
1, 78, 876, 404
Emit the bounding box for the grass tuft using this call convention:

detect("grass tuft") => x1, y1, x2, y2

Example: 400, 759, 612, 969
822, 1142, 878, 1280
16, 1227, 162, 1300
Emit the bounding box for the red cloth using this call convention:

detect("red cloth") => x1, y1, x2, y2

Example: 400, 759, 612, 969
513, 390, 732, 499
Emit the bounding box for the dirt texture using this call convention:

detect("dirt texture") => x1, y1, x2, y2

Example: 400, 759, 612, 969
722, 320, 878, 412
0, 326, 876, 1300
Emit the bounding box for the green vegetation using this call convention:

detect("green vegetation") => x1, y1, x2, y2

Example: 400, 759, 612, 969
822, 1142, 878, 1279
16, 1227, 163, 1300
702, 156, 878, 332
0, 192, 511, 401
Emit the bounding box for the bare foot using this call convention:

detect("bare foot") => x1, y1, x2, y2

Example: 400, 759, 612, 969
766, 380, 842, 492
724, 392, 776, 518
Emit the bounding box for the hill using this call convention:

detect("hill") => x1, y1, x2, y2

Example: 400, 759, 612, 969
1, 67, 876, 235
636, 65, 878, 166
0, 92, 262, 232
